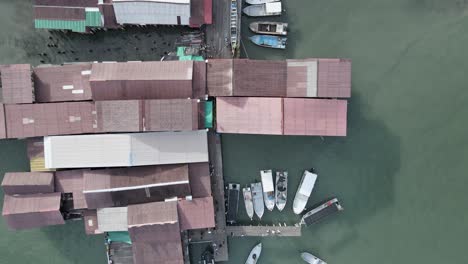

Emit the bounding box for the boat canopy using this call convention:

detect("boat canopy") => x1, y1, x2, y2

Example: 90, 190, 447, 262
299, 171, 317, 196
261, 171, 274, 192
265, 2, 282, 13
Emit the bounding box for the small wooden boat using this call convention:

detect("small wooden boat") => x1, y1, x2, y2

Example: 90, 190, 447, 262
243, 2, 282, 17
249, 35, 287, 49
275, 171, 288, 211
246, 0, 279, 5
293, 169, 318, 214
300, 198, 343, 226
243, 187, 254, 220
301, 252, 327, 264
230, 0, 239, 55
249, 21, 288, 36
245, 243, 262, 264
260, 170, 275, 211
251, 182, 264, 219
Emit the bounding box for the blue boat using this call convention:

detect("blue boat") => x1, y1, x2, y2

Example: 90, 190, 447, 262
249, 35, 287, 49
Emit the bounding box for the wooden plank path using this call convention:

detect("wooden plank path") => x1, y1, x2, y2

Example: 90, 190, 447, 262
226, 225, 302, 237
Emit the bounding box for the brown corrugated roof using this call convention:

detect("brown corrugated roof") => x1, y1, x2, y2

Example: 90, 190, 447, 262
143, 99, 199, 131
128, 200, 178, 227
233, 59, 287, 96
55, 170, 88, 209
5, 102, 97, 138
34, 6, 86, 20
177, 197, 215, 230
188, 162, 211, 198
0, 64, 34, 104
2, 172, 54, 195
216, 97, 283, 135
2, 193, 65, 230
0, 104, 6, 139
83, 209, 103, 235
34, 0, 98, 7
317, 59, 352, 98
192, 61, 207, 99
283, 98, 348, 136
99, 3, 118, 28
132, 239, 184, 264
34, 63, 93, 102
206, 59, 233, 96
96, 100, 142, 132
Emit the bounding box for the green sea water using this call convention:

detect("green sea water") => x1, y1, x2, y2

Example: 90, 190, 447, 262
1, 0, 468, 263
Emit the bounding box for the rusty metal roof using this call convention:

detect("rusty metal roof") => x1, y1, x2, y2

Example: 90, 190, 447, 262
192, 61, 207, 99
5, 102, 97, 139
143, 99, 199, 131
34, 6, 86, 20
206, 59, 233, 96
177, 197, 215, 230
83, 209, 103, 235
128, 200, 178, 228
0, 104, 6, 139
55, 170, 88, 209
283, 98, 348, 136
317, 59, 352, 98
34, 0, 98, 7
2, 192, 65, 230
96, 100, 142, 132
2, 172, 55, 195
188, 162, 211, 198
33, 63, 93, 102
99, 3, 119, 28
0, 64, 34, 104
233, 59, 287, 96
216, 97, 283, 135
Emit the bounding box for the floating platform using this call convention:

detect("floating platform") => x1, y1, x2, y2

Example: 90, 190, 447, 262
226, 225, 302, 237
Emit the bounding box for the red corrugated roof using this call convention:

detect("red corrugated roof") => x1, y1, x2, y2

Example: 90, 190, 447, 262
34, 0, 98, 7
96, 100, 143, 132
2, 172, 55, 195
55, 170, 88, 209
188, 162, 211, 198
189, 0, 212, 27
192, 61, 207, 99
177, 197, 215, 230
0, 64, 34, 104
216, 97, 283, 135
83, 209, 102, 235
0, 104, 6, 139
283, 98, 347, 136
206, 59, 233, 96
143, 99, 199, 132
317, 59, 351, 98
34, 6, 86, 21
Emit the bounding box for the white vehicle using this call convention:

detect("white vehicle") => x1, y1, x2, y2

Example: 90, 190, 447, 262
260, 170, 275, 211
301, 252, 327, 264
245, 243, 262, 264
251, 182, 265, 219
275, 171, 288, 211
243, 187, 254, 220
293, 169, 318, 214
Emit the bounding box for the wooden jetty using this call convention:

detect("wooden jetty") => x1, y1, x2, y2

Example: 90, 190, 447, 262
226, 225, 302, 237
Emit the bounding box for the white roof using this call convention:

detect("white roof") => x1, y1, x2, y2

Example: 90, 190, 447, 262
113, 1, 190, 26
44, 130, 208, 169
113, 0, 189, 3
265, 2, 282, 13
97, 207, 128, 232
260, 170, 274, 192
298, 171, 317, 196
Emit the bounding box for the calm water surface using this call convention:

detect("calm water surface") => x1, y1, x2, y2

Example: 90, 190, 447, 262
1, 0, 468, 263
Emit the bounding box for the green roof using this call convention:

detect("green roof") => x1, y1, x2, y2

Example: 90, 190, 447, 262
177, 46, 204, 61
204, 101, 213, 128
35, 19, 86, 33
107, 232, 132, 244
85, 10, 102, 27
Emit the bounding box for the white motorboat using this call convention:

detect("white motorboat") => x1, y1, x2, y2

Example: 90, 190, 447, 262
300, 198, 343, 226
260, 170, 275, 211
245, 243, 262, 264
301, 252, 327, 264
246, 0, 279, 5
243, 187, 254, 220
249, 21, 288, 36
243, 2, 282, 17
275, 171, 288, 211
293, 169, 318, 214
251, 182, 264, 219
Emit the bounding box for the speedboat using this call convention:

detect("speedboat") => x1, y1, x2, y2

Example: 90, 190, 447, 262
293, 169, 318, 214
243, 2, 282, 16
249, 21, 288, 36
275, 171, 288, 211
249, 35, 287, 49
243, 187, 254, 220
301, 252, 327, 264
245, 243, 262, 264
251, 182, 264, 219
260, 170, 275, 211
300, 198, 343, 226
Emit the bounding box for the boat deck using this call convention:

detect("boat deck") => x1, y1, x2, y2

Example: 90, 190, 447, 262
303, 203, 342, 226
226, 224, 302, 237
226, 184, 239, 224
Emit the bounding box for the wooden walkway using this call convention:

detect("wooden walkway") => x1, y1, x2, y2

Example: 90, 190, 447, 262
226, 225, 302, 237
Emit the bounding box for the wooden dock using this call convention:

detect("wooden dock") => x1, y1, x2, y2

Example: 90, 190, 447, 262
226, 225, 302, 237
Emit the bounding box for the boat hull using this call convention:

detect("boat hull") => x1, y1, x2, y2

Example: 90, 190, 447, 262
246, 0, 279, 4
243, 187, 254, 220
301, 198, 343, 226
249, 22, 288, 36
301, 252, 327, 264
251, 183, 264, 219
275, 171, 288, 211
249, 35, 287, 49
245, 243, 262, 264
243, 4, 282, 17
293, 170, 317, 214
260, 170, 275, 211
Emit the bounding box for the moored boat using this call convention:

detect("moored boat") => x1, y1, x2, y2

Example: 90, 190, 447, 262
230, 0, 239, 55
243, 187, 254, 220
249, 21, 288, 36
243, 2, 282, 17
301, 252, 327, 264
293, 169, 318, 214
245, 243, 262, 264
227, 183, 240, 224
249, 35, 287, 49
275, 171, 288, 211
300, 198, 343, 226
260, 170, 275, 211
246, 0, 279, 5
251, 182, 264, 219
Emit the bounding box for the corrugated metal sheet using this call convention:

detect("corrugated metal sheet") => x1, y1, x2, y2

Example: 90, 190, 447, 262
128, 200, 178, 228
0, 104, 6, 139
85, 9, 103, 27
206, 59, 233, 96
44, 130, 209, 169
35, 19, 87, 33
1, 172, 54, 195
317, 59, 352, 98
2, 193, 65, 230
34, 6, 86, 20
83, 209, 102, 235
216, 97, 283, 135
97, 207, 128, 232
0, 64, 34, 104
192, 61, 207, 98
55, 170, 88, 209
99, 3, 119, 28
33, 63, 93, 102
287, 59, 318, 97
190, 0, 212, 27
188, 162, 211, 198
5, 102, 97, 139
177, 197, 215, 230
90, 61, 193, 100
96, 100, 142, 132
143, 99, 198, 131
113, 1, 190, 25
34, 0, 98, 7
283, 98, 348, 136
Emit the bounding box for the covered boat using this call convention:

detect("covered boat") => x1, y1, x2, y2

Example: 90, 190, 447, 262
249, 21, 288, 36
243, 2, 282, 17
301, 252, 327, 264
243, 187, 254, 220
249, 35, 287, 49
300, 198, 343, 226
251, 182, 264, 219
275, 171, 288, 211
260, 170, 275, 211
293, 169, 318, 214
246, 0, 280, 4
245, 243, 262, 264
227, 183, 240, 224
